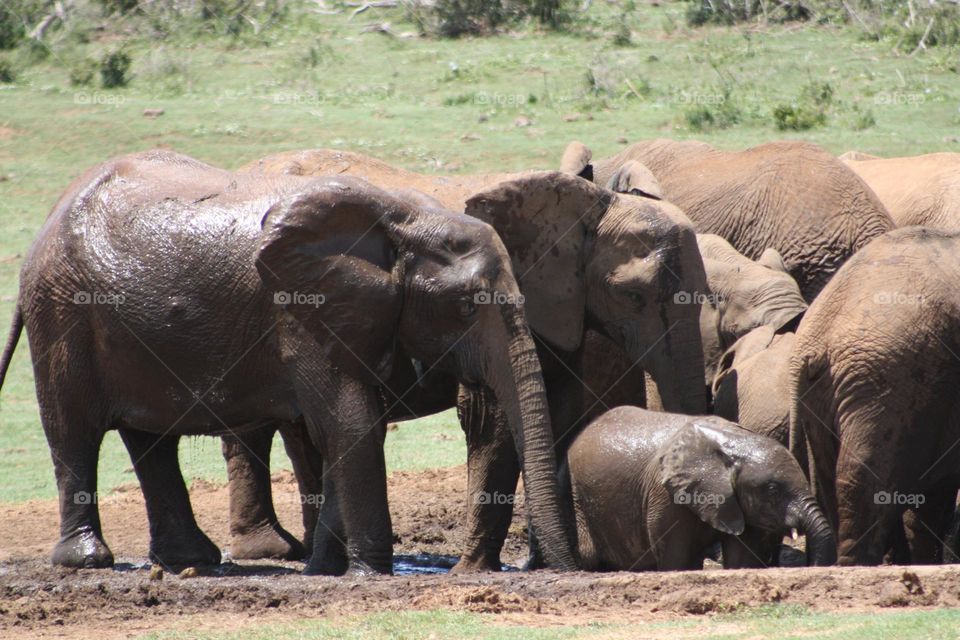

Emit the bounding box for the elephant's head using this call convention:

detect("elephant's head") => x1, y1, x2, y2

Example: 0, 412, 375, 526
465, 171, 707, 416
696, 234, 807, 384
659, 418, 836, 566
255, 176, 576, 569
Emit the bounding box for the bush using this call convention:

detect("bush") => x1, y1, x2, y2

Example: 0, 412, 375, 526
69, 57, 98, 86
95, 0, 140, 15
415, 0, 572, 37
0, 56, 15, 83
772, 103, 825, 130
0, 5, 25, 50
683, 89, 741, 131
100, 49, 131, 88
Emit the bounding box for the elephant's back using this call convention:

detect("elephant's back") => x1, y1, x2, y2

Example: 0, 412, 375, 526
847, 154, 960, 232
238, 147, 519, 212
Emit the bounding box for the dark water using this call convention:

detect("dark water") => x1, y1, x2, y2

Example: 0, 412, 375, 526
393, 553, 459, 575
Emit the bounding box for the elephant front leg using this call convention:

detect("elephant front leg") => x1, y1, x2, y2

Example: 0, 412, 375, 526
119, 429, 221, 567
452, 386, 519, 573
298, 376, 393, 576
222, 425, 306, 560
278, 419, 325, 553
721, 527, 781, 568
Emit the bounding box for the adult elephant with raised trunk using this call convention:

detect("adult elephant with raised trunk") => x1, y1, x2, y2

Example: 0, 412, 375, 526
229, 149, 709, 571
563, 139, 895, 302
0, 150, 576, 574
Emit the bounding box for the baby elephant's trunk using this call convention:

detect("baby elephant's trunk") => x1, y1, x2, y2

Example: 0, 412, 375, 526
790, 496, 837, 566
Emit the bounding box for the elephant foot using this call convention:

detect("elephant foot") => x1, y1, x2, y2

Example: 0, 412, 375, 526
51, 527, 114, 569
149, 529, 222, 568
230, 523, 306, 561
451, 551, 502, 573
303, 548, 349, 576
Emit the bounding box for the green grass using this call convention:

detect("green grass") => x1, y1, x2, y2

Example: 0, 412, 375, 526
138, 607, 960, 639
1, 1, 959, 503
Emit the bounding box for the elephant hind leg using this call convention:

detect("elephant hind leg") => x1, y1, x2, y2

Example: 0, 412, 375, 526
47, 426, 113, 568
119, 429, 221, 567
904, 485, 959, 564
33, 345, 113, 568
222, 426, 306, 561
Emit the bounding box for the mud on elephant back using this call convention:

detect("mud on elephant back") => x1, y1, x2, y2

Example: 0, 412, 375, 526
0, 149, 577, 574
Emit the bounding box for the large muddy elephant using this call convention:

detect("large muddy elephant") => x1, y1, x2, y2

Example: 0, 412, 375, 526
790, 226, 960, 565
231, 149, 710, 571
563, 406, 835, 570
0, 150, 577, 574
841, 151, 960, 232
564, 139, 895, 302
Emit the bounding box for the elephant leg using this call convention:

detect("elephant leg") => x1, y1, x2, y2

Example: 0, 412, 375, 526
904, 485, 958, 564
304, 469, 349, 575
451, 385, 518, 573
119, 429, 221, 567
279, 418, 324, 552
222, 426, 305, 560
298, 376, 392, 576
834, 438, 899, 566
46, 424, 113, 568
33, 349, 114, 569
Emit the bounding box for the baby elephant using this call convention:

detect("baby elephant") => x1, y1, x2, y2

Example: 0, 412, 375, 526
564, 407, 835, 571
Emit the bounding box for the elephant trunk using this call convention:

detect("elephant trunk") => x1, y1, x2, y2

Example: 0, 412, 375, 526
639, 310, 707, 415
789, 496, 837, 566
488, 302, 577, 570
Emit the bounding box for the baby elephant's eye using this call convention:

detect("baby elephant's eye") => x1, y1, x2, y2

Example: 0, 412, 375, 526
766, 481, 780, 495
457, 298, 477, 317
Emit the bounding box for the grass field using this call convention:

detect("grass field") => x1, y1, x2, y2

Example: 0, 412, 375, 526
1, 2, 959, 634
141, 607, 960, 639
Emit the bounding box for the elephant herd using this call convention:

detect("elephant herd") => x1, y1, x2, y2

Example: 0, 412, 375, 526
1, 137, 958, 574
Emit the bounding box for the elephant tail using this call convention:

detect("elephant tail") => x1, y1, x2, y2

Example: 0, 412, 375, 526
0, 305, 23, 393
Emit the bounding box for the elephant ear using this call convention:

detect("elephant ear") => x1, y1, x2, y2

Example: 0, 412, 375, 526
559, 141, 594, 181
465, 171, 610, 351
605, 160, 664, 200
256, 177, 406, 385
757, 248, 789, 273
659, 420, 746, 535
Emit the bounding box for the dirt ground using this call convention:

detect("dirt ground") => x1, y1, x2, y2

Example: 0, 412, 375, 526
2, 466, 960, 638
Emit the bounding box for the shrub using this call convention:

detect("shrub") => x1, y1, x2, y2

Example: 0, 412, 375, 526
772, 103, 825, 130
95, 0, 140, 15
0, 56, 15, 83
0, 5, 25, 50
416, 0, 573, 38
69, 57, 98, 86
100, 49, 131, 88
683, 89, 741, 131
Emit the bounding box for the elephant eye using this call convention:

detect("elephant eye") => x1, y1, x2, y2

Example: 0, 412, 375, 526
766, 481, 780, 495
457, 298, 477, 318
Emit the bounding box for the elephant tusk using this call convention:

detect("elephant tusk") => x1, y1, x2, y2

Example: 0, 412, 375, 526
791, 528, 799, 541
412, 358, 427, 388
